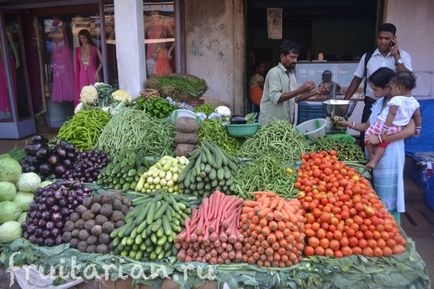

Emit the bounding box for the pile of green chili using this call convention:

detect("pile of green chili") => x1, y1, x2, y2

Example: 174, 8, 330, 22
313, 137, 366, 163
239, 120, 313, 163
198, 119, 241, 156
58, 108, 111, 151
95, 108, 175, 158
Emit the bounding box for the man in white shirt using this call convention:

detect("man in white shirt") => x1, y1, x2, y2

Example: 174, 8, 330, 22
344, 23, 412, 149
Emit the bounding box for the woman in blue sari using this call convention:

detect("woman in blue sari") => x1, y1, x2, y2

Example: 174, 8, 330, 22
340, 67, 416, 224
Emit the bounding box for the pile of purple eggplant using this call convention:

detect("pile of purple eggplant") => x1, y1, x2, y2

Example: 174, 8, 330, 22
22, 180, 92, 246
21, 136, 77, 180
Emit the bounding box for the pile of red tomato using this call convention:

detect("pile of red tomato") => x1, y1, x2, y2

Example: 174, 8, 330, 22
296, 150, 406, 258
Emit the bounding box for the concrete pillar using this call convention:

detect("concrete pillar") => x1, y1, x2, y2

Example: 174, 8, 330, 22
114, 0, 146, 98
233, 0, 246, 115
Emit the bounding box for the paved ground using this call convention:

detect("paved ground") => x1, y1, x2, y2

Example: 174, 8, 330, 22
0, 136, 433, 288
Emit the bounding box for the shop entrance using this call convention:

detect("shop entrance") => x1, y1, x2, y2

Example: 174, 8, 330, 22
246, 0, 384, 113
23, 5, 102, 131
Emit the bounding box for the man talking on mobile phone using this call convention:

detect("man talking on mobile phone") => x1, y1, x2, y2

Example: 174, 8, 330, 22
344, 23, 412, 150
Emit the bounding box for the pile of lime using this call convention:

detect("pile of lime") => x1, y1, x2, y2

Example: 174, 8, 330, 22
144, 98, 176, 118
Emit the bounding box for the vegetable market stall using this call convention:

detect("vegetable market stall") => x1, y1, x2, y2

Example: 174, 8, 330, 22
0, 83, 431, 289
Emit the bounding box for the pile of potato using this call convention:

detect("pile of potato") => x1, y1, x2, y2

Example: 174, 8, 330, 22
62, 192, 131, 254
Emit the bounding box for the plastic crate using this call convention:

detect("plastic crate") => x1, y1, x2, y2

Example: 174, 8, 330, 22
408, 153, 434, 189
297, 102, 326, 125
425, 176, 434, 211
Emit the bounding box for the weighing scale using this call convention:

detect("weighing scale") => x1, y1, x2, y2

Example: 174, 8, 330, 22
322, 99, 357, 142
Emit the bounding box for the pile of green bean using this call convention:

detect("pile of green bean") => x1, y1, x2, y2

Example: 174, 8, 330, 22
58, 108, 110, 151
95, 108, 175, 159
239, 120, 313, 163
198, 119, 241, 156
233, 155, 298, 200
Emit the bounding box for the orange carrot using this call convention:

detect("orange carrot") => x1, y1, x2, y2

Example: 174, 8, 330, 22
251, 215, 260, 224
277, 221, 286, 232
257, 207, 272, 219
275, 230, 284, 241
253, 191, 277, 198
242, 206, 254, 214
283, 228, 291, 237
261, 240, 270, 249
273, 211, 283, 221
273, 252, 281, 261
269, 221, 278, 231
277, 199, 285, 211
265, 247, 274, 256
244, 200, 257, 208
259, 218, 268, 227
253, 252, 260, 260
261, 226, 271, 236
265, 212, 274, 221
269, 198, 279, 210
278, 247, 286, 255
267, 233, 276, 244
262, 197, 271, 208
255, 225, 263, 234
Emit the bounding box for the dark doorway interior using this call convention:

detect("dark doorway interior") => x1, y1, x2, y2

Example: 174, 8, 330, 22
245, 0, 382, 112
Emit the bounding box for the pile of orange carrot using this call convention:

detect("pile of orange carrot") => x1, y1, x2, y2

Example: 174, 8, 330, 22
240, 191, 305, 267
175, 191, 244, 264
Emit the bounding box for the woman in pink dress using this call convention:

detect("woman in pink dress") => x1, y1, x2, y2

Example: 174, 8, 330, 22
51, 20, 75, 102
74, 29, 102, 106
145, 12, 174, 76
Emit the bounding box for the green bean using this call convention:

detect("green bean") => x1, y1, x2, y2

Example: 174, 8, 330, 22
233, 154, 298, 200
95, 108, 176, 159
240, 120, 313, 163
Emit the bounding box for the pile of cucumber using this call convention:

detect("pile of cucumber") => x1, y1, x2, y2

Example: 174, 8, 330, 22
96, 149, 156, 190
179, 142, 238, 196
110, 191, 191, 261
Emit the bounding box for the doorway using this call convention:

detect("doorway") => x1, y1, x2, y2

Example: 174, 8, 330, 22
245, 0, 383, 111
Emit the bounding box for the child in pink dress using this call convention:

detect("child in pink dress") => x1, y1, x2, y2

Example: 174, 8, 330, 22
365, 71, 422, 169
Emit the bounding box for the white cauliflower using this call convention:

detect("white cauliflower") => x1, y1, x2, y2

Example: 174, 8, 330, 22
74, 102, 84, 114
112, 90, 132, 103
79, 85, 98, 104
215, 106, 231, 117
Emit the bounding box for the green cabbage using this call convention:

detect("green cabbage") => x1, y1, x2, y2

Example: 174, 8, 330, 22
17, 172, 41, 193
0, 157, 22, 183
0, 221, 22, 242
17, 212, 27, 224
13, 192, 34, 211
0, 201, 21, 224
0, 181, 17, 202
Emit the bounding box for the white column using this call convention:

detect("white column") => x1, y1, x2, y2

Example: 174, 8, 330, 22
114, 0, 146, 98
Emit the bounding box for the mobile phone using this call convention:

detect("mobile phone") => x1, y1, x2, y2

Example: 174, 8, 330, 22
389, 40, 395, 48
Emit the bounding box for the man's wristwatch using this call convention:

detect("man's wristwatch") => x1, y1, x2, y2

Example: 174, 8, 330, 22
395, 58, 404, 65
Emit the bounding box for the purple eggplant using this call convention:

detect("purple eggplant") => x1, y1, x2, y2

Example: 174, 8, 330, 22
48, 154, 59, 166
